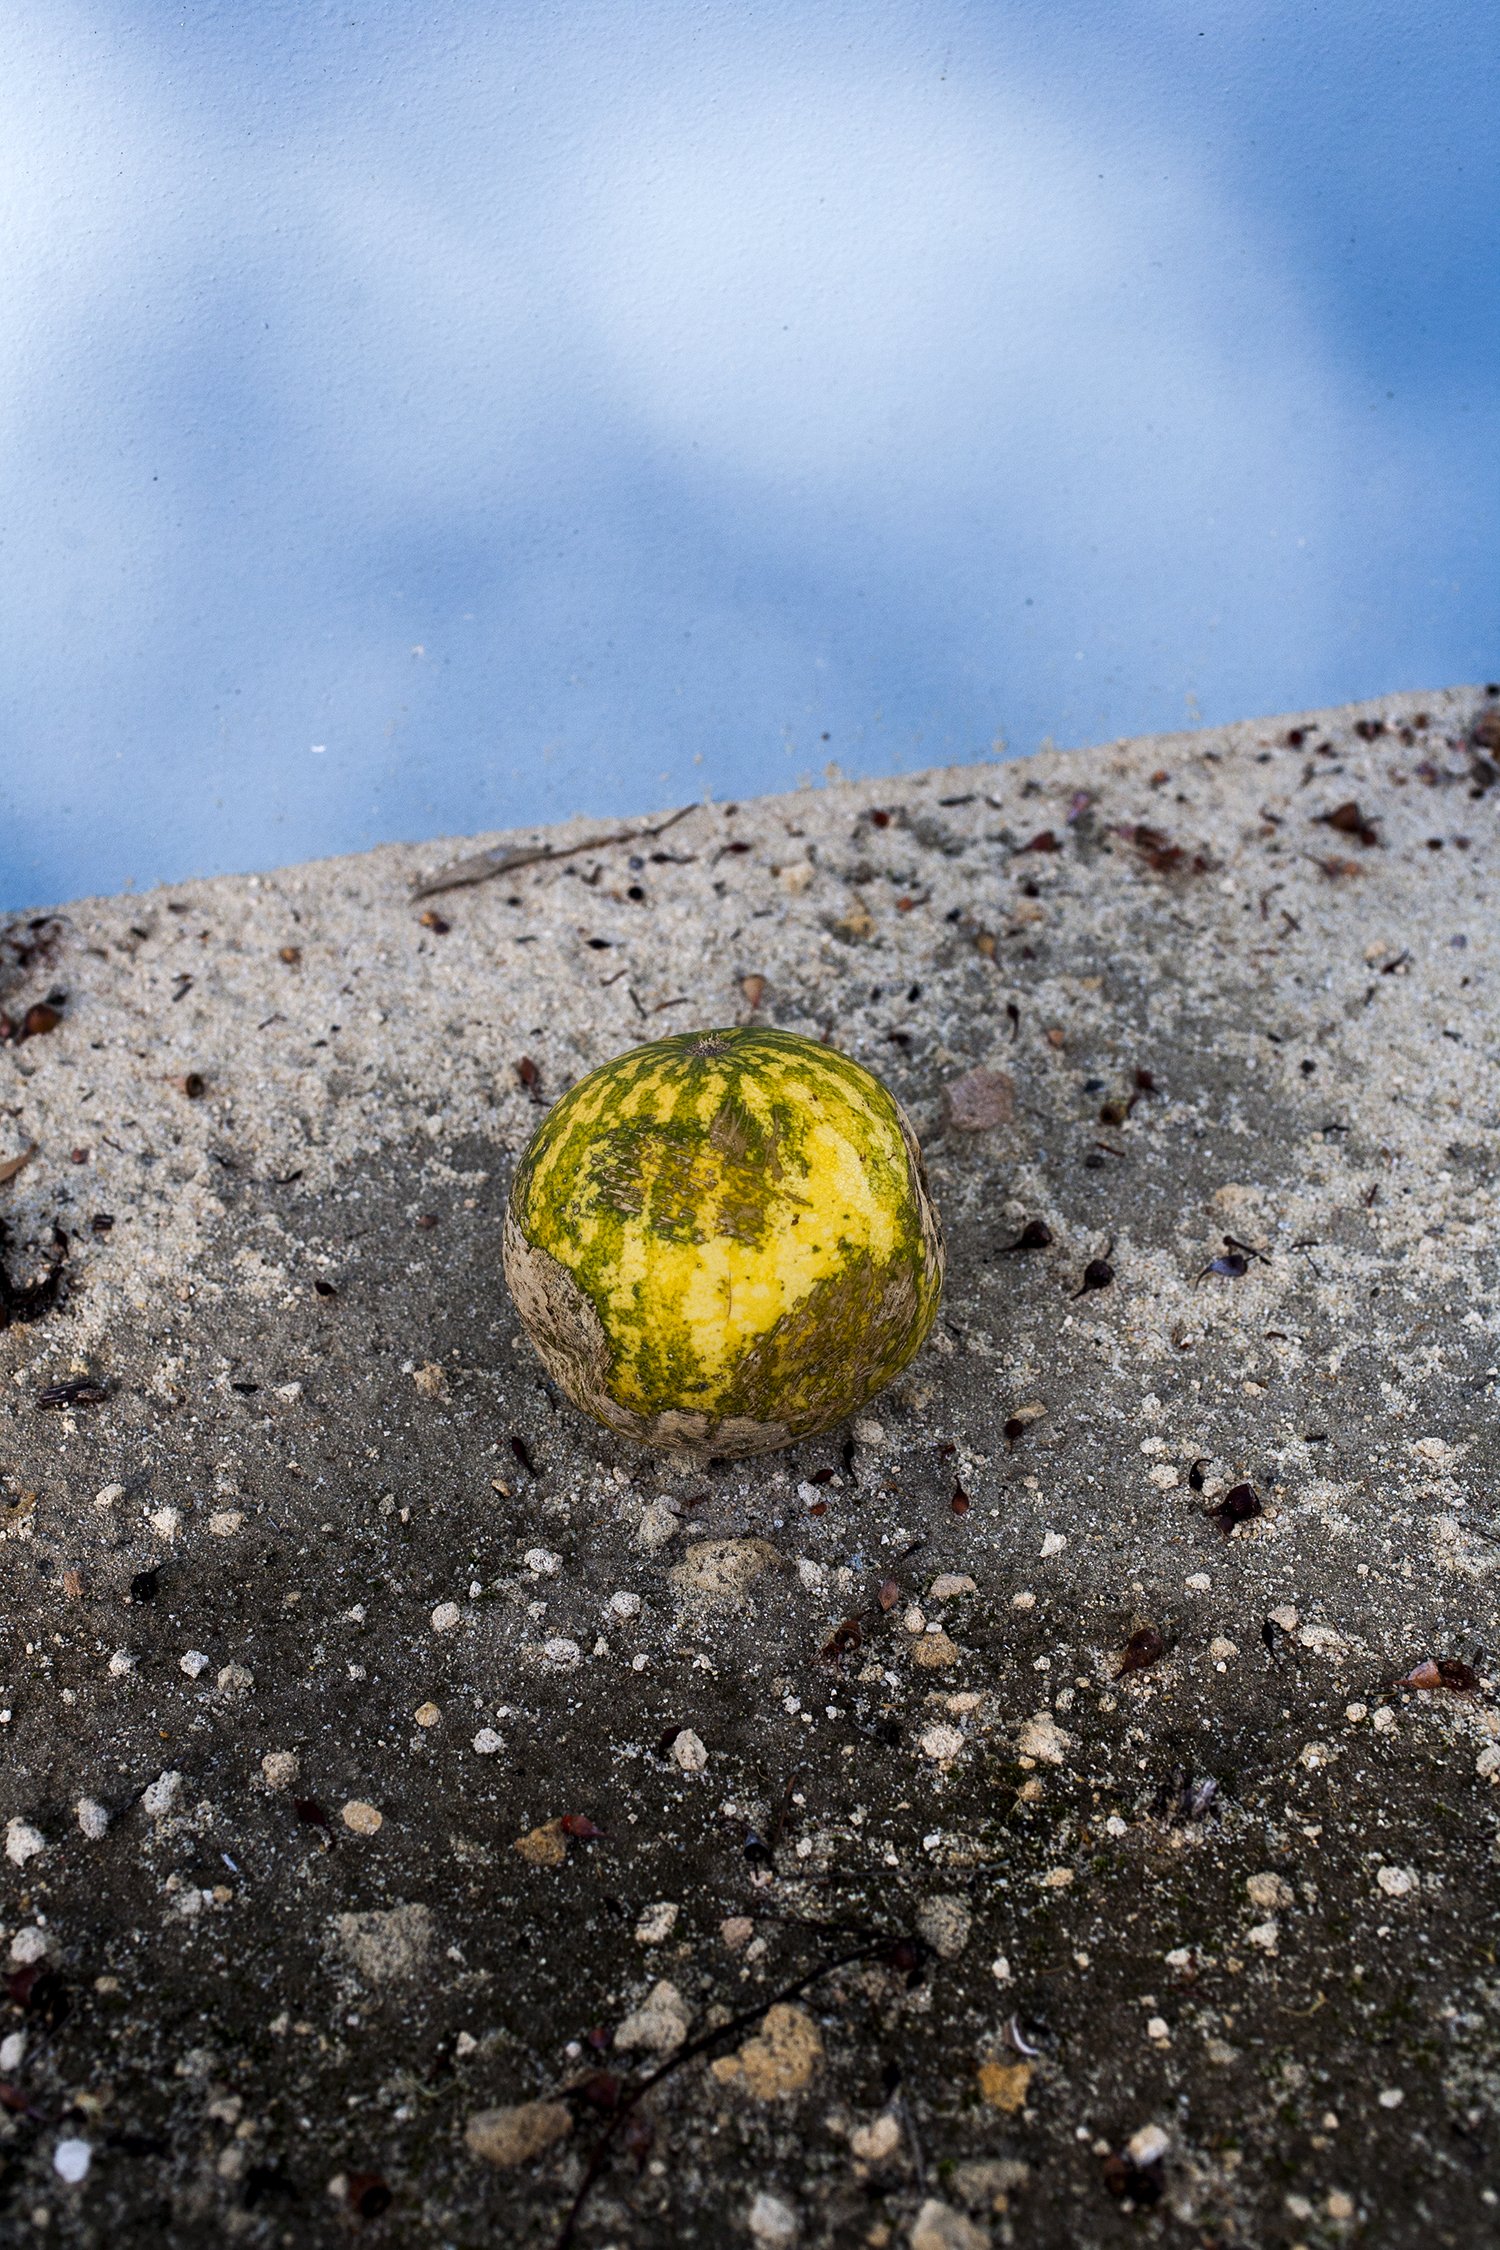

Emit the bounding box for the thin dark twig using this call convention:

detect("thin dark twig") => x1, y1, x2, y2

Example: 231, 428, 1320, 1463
411, 804, 698, 900
896, 2089, 928, 2191
553, 1938, 889, 2248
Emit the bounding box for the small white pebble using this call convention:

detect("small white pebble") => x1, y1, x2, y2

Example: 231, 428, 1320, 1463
1208, 1637, 1238, 1664
669, 1728, 708, 1772
1185, 1572, 1210, 1591
1011, 1590, 1036, 1610
414, 1702, 441, 1728
929, 1574, 976, 1600
1165, 1947, 1192, 1970
147, 1506, 181, 1540
1345, 1702, 1368, 1724
849, 2112, 904, 2162
747, 2190, 799, 2247
94, 1483, 125, 1510
208, 1510, 245, 1537
260, 1751, 299, 1790
1372, 1706, 1397, 1733
216, 1663, 254, 1692
903, 1606, 927, 1635
53, 2138, 92, 2185
179, 1650, 210, 1679
1375, 1865, 1417, 1899
473, 1728, 504, 1755
1377, 2087, 1405, 2109
340, 1800, 382, 1836
525, 1548, 562, 1577
636, 1502, 679, 1552
608, 1590, 642, 1619
0, 2031, 24, 2071
634, 1901, 679, 1944
430, 1601, 462, 1634
1146, 2015, 1170, 2042
107, 1650, 137, 1677
76, 1798, 110, 1841
141, 1770, 183, 1820
1105, 1814, 1128, 1836
542, 1636, 582, 1668
1128, 2123, 1170, 2168
1268, 1603, 1300, 1632
5, 1818, 46, 1867
1247, 1920, 1280, 1952
990, 1953, 1012, 1983
10, 1927, 50, 1965
1040, 1530, 1067, 1557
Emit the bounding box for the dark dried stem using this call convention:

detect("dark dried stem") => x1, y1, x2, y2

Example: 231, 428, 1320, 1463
553, 1937, 888, 2249
411, 804, 699, 900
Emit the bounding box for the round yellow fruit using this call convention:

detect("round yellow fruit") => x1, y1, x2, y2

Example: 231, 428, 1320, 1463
503, 1026, 943, 1457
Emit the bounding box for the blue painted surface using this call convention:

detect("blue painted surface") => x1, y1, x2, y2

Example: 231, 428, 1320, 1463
2, 1, 1496, 907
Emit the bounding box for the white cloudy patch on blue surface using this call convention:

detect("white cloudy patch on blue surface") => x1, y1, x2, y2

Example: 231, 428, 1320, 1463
0, 1, 1494, 905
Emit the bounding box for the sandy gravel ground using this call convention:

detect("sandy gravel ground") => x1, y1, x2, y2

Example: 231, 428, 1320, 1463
1, 682, 1498, 2248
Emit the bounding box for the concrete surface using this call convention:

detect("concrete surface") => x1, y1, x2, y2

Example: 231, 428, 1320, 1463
2, 682, 1499, 2248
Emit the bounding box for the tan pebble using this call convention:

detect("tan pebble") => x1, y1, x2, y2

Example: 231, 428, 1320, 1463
513, 1820, 568, 1868
340, 1800, 382, 1836
911, 2200, 988, 2250
914, 1895, 972, 1959
977, 2059, 1033, 2115
732, 2003, 822, 2098
614, 1979, 690, 2053
464, 2099, 571, 2168
670, 1538, 782, 1605
414, 1702, 441, 1728
1016, 1711, 1073, 1764
636, 1503, 680, 1553
911, 1631, 959, 1671
260, 1751, 300, 1790
944, 1068, 1015, 1132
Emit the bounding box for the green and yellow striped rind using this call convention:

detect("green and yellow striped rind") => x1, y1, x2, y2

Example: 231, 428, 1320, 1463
503, 1026, 943, 1457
